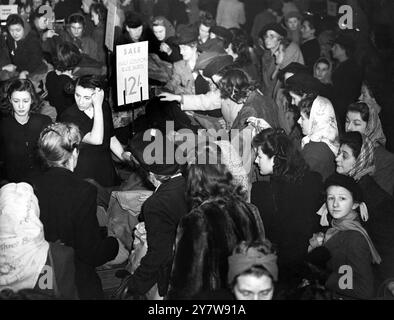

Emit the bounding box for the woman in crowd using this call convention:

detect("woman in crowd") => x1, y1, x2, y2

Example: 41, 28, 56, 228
251, 128, 323, 292
0, 79, 52, 182
5, 14, 49, 84
284, 11, 302, 45
90, 2, 108, 65
45, 42, 81, 120
0, 182, 78, 299
150, 16, 182, 63
228, 240, 278, 300
345, 102, 394, 196
219, 68, 279, 131
29, 122, 121, 299
309, 173, 381, 300
335, 131, 394, 289
286, 73, 339, 181
167, 148, 265, 299
313, 57, 334, 101
61, 13, 101, 63
226, 31, 259, 82
59, 75, 132, 188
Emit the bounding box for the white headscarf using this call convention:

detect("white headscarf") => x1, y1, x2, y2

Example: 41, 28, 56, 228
301, 96, 339, 155
0, 183, 49, 292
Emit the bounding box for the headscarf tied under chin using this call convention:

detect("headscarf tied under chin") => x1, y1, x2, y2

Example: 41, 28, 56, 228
348, 134, 376, 181
228, 246, 278, 284
301, 96, 339, 155
324, 210, 382, 265
0, 183, 49, 292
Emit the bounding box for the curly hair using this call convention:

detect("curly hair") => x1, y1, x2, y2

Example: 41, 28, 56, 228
347, 102, 369, 123
38, 122, 81, 169
1, 79, 41, 115
229, 35, 253, 68
252, 128, 309, 184
218, 69, 255, 103
186, 163, 246, 208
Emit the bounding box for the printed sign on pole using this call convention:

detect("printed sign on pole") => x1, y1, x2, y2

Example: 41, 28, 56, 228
0, 5, 18, 21
105, 0, 117, 51
116, 41, 149, 106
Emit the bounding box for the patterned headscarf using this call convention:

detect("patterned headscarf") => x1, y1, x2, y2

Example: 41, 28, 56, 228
348, 134, 376, 181
301, 96, 339, 155
0, 183, 49, 292
363, 100, 387, 148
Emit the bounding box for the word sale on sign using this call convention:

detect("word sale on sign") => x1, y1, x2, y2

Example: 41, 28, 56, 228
116, 41, 149, 106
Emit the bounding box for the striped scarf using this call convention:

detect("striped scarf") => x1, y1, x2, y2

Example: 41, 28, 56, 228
348, 134, 375, 181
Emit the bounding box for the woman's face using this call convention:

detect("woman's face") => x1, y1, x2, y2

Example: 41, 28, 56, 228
336, 144, 356, 175
10, 90, 32, 118
263, 30, 281, 51
314, 62, 329, 81
326, 186, 357, 220
359, 84, 372, 102
126, 25, 143, 42
74, 85, 94, 111
287, 17, 300, 31
180, 44, 196, 61
91, 11, 100, 26
199, 24, 210, 43
153, 25, 166, 41
255, 147, 274, 176
345, 111, 367, 134
70, 22, 84, 38
233, 274, 274, 300
8, 24, 25, 41
297, 111, 311, 136
301, 20, 314, 40
289, 91, 303, 107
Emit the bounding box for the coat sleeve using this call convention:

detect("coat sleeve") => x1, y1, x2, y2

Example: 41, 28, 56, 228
72, 183, 119, 267
181, 90, 221, 111
325, 231, 374, 299
127, 198, 176, 295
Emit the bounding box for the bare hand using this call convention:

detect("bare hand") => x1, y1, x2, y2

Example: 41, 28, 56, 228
19, 71, 29, 79
308, 232, 325, 252
43, 29, 58, 40
160, 42, 172, 55
2, 64, 17, 73
92, 88, 105, 108
159, 92, 181, 102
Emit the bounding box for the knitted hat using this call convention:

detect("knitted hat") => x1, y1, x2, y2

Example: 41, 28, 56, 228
203, 54, 233, 78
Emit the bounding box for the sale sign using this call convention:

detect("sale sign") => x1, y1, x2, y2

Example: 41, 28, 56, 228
116, 41, 149, 106
0, 5, 18, 21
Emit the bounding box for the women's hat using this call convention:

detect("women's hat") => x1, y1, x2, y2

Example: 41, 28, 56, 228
174, 25, 198, 45
194, 51, 221, 71
286, 72, 323, 95
258, 23, 287, 39
324, 173, 363, 203
203, 54, 234, 78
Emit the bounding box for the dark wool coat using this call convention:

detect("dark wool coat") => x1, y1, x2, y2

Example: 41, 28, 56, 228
29, 167, 119, 299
